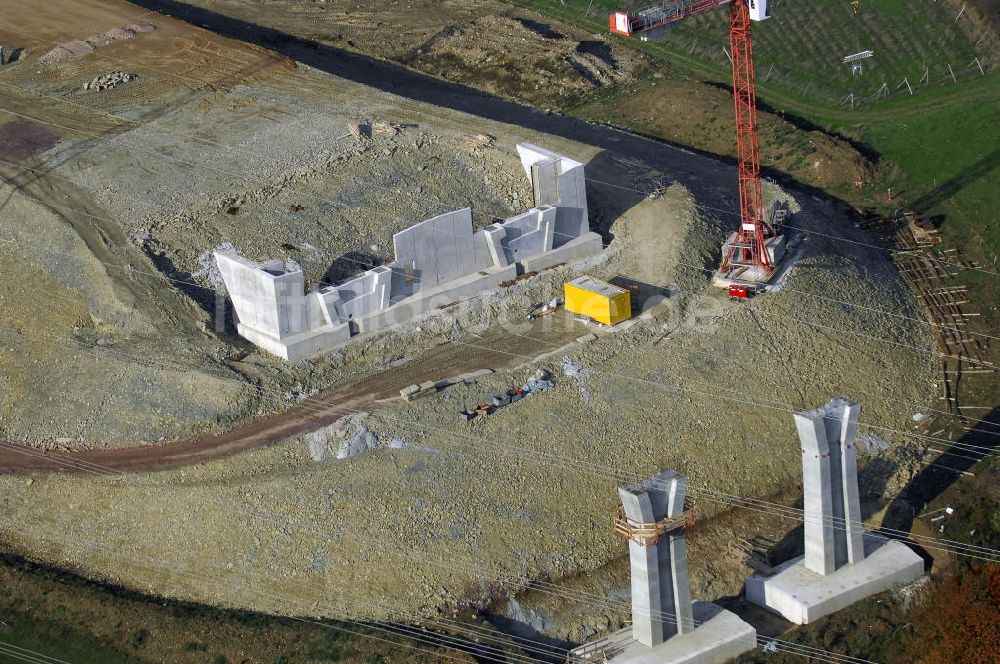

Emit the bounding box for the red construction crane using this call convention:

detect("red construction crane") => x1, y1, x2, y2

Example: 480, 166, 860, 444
610, 0, 781, 277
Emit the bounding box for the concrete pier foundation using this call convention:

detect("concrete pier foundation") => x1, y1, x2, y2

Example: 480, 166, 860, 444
569, 471, 756, 664
797, 396, 866, 575
746, 397, 924, 624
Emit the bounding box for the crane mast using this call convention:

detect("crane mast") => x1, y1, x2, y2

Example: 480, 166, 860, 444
725, 0, 773, 271
610, 0, 780, 278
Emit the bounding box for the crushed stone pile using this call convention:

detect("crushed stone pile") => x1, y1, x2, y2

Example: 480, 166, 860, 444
83, 71, 138, 91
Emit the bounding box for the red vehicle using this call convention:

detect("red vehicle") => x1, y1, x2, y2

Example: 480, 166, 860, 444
729, 284, 752, 301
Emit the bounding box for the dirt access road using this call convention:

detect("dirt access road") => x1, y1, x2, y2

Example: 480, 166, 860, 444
0, 316, 584, 474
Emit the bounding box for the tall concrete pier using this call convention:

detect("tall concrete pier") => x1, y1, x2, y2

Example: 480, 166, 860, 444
796, 397, 866, 575
746, 396, 924, 624
619, 470, 693, 646
569, 470, 756, 663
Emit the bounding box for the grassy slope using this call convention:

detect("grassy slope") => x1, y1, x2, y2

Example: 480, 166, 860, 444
846, 77, 1000, 333
0, 550, 482, 664
511, 0, 987, 101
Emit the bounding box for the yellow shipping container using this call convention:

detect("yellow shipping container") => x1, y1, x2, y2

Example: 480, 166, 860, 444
564, 276, 632, 326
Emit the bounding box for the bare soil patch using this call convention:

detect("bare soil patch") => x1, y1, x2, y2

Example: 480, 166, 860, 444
0, 120, 60, 162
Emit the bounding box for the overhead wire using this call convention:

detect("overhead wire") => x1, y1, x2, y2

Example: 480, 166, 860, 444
0, 410, 884, 661
2, 63, 1000, 300
0, 228, 988, 560
0, 84, 995, 360
0, 420, 865, 661
2, 504, 876, 664
0, 256, 991, 561
1, 157, 994, 458
0, 640, 71, 664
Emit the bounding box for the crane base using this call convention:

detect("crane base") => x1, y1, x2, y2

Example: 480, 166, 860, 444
713, 230, 786, 288
712, 264, 777, 289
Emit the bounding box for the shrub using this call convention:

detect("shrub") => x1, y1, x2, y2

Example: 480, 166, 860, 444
129, 629, 148, 650
903, 563, 1000, 663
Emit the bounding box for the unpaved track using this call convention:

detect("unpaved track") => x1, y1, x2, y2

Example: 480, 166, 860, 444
0, 158, 203, 338
0, 317, 583, 474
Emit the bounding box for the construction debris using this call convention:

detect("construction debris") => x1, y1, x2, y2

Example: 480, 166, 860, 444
83, 71, 138, 91
561, 356, 591, 403
371, 120, 403, 136
904, 211, 941, 246
855, 208, 995, 420
346, 122, 368, 142
40, 23, 155, 65
527, 298, 559, 320
461, 133, 496, 150
401, 368, 494, 402
729, 537, 775, 575
460, 370, 554, 421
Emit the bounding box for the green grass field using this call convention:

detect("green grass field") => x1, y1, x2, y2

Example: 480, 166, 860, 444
510, 0, 991, 107
0, 550, 493, 664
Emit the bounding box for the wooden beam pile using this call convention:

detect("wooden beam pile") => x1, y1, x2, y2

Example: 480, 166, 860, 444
873, 211, 997, 419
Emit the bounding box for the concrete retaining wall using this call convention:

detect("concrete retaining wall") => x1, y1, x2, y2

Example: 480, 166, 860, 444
216, 143, 602, 360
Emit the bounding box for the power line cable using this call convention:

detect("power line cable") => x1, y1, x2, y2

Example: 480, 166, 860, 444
0, 292, 993, 561
0, 263, 991, 562
0, 640, 72, 664
1, 9, 995, 558
4, 70, 1000, 298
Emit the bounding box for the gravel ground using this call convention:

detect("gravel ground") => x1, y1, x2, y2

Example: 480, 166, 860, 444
0, 169, 937, 624
0, 5, 938, 634
63, 75, 534, 287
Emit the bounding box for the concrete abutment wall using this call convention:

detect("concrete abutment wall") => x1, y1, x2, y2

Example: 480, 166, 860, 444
215, 143, 602, 360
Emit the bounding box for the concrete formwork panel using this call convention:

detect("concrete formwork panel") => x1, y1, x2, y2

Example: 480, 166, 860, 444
392, 208, 480, 292
503, 209, 556, 263
519, 232, 602, 273
337, 266, 393, 323
531, 158, 560, 208
351, 264, 517, 335
215, 252, 307, 339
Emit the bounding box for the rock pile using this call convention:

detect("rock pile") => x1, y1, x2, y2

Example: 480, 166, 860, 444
83, 71, 138, 91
